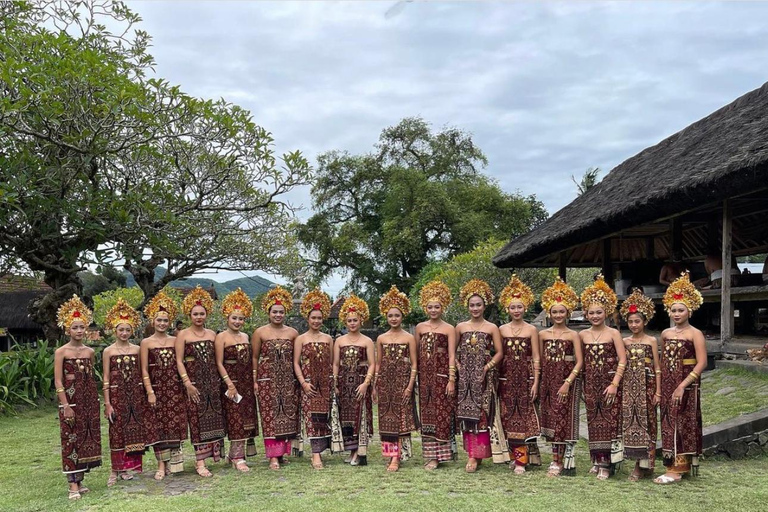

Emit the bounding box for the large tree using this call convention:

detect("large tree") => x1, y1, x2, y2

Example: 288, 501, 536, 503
299, 117, 548, 294
0, 1, 309, 339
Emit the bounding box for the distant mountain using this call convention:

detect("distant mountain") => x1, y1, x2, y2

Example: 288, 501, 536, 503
123, 267, 276, 298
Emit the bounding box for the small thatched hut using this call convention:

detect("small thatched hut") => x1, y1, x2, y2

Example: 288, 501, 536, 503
0, 276, 51, 349
493, 81, 768, 344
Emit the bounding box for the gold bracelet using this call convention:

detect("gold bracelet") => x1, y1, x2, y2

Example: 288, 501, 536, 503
617, 363, 626, 369
222, 375, 230, 381
690, 370, 700, 379
102, 380, 110, 386
180, 373, 188, 379
142, 376, 150, 381
611, 380, 620, 387
655, 370, 661, 374
570, 369, 580, 375
147, 390, 155, 395
564, 377, 573, 385
410, 368, 418, 374
56, 387, 65, 393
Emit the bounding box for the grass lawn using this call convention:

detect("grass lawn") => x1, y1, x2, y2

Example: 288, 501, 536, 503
2, 367, 768, 512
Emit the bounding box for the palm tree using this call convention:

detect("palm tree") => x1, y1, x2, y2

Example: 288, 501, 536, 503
571, 167, 601, 195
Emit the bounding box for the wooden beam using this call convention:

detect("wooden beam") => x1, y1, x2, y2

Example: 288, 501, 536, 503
721, 200, 734, 348
602, 238, 614, 284
559, 252, 567, 282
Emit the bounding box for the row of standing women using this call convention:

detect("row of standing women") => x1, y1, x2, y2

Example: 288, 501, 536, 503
53, 272, 705, 500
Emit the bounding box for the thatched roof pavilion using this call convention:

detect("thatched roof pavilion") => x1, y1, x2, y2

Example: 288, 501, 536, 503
493, 81, 768, 344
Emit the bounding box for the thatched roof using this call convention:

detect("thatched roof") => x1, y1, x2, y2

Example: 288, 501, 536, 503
0, 290, 46, 331
494, 81, 768, 268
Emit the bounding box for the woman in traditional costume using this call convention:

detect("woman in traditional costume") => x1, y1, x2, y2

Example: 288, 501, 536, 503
539, 277, 582, 477
580, 274, 627, 480
294, 288, 334, 469
619, 288, 661, 481
497, 275, 541, 474
141, 290, 186, 479
414, 280, 457, 470
215, 288, 258, 472
455, 279, 503, 473
175, 286, 226, 477
375, 286, 419, 472
102, 299, 145, 486
54, 295, 101, 500
655, 272, 705, 484
252, 286, 300, 470
333, 295, 375, 466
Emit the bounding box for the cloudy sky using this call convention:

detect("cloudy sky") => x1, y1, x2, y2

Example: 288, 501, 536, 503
131, 1, 768, 294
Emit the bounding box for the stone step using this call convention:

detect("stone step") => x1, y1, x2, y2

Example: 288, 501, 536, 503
715, 359, 768, 375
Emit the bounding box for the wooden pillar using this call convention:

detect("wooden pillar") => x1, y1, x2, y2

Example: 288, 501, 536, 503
721, 200, 734, 347
670, 218, 683, 259
602, 238, 613, 285
646, 236, 655, 260
559, 252, 567, 282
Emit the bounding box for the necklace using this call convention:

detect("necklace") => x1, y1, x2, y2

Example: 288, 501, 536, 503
346, 333, 362, 344
115, 343, 133, 356
509, 323, 524, 337
674, 325, 689, 336
590, 328, 606, 344
550, 326, 566, 339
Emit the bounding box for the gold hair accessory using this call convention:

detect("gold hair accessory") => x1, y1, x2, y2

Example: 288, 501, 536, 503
104, 298, 141, 333
143, 290, 179, 321
580, 274, 618, 313
181, 285, 215, 316
540, 277, 579, 316
56, 295, 93, 330
620, 288, 656, 322
340, 294, 370, 324
418, 280, 452, 313
261, 285, 293, 315
499, 273, 535, 311
379, 285, 411, 317
662, 271, 703, 314
300, 288, 332, 319
221, 288, 253, 319
459, 279, 494, 307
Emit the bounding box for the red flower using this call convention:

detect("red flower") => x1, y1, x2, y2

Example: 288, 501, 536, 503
628, 305, 638, 313
673, 293, 684, 300
73, 311, 81, 318
555, 296, 563, 302
195, 300, 202, 306
349, 306, 357, 312
234, 305, 241, 310
312, 303, 322, 310
274, 299, 282, 306
120, 313, 130, 320
513, 293, 521, 298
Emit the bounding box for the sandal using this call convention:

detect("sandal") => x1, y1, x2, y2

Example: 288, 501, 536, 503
654, 473, 682, 485
107, 474, 118, 487
68, 490, 81, 501
311, 460, 325, 470
195, 464, 212, 478
154, 469, 165, 481
597, 468, 610, 481
588, 465, 598, 475
120, 472, 134, 480
546, 462, 562, 477
514, 464, 526, 475
465, 460, 478, 473
628, 467, 642, 482
424, 460, 439, 471
269, 460, 281, 471
387, 458, 400, 472
233, 459, 250, 473
78, 485, 90, 494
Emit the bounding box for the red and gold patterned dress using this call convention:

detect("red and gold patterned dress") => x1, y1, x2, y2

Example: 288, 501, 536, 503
660, 338, 702, 475
221, 342, 258, 461
418, 332, 457, 462
107, 353, 146, 473
540, 338, 581, 474
145, 345, 187, 472
59, 358, 102, 483
583, 341, 623, 473
456, 331, 495, 460
622, 342, 657, 469
378, 342, 419, 460
299, 340, 333, 454
337, 344, 373, 462
184, 340, 226, 462
257, 338, 300, 458
498, 336, 541, 467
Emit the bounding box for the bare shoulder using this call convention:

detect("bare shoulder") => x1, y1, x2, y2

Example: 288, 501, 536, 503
102, 344, 115, 356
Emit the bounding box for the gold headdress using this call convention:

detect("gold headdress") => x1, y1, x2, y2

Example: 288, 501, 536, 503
300, 288, 332, 319
261, 285, 293, 314
541, 277, 579, 315
580, 274, 618, 313
379, 285, 411, 317
104, 298, 141, 332
499, 274, 535, 311
181, 285, 215, 316
663, 272, 703, 314
56, 294, 93, 330
620, 288, 656, 322
459, 279, 494, 307
340, 294, 369, 324
143, 290, 178, 321
221, 288, 253, 318
418, 279, 452, 313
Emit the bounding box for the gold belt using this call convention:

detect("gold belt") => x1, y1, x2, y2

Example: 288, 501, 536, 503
223, 359, 238, 364
682, 358, 697, 365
